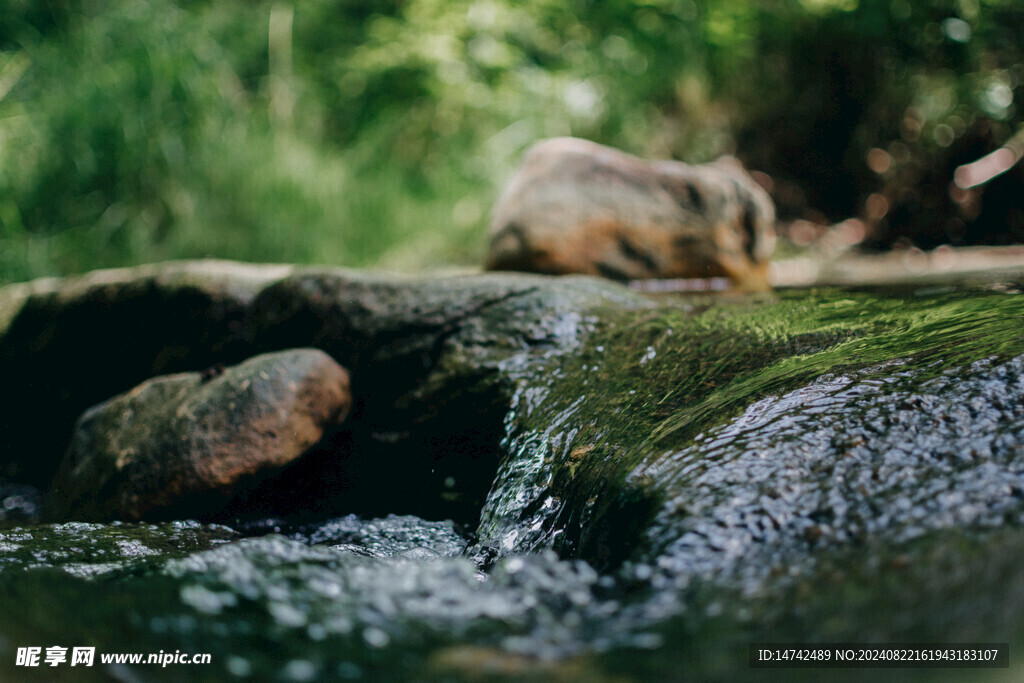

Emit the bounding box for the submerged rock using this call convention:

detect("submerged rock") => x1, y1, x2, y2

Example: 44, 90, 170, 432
48, 349, 351, 522
486, 137, 776, 290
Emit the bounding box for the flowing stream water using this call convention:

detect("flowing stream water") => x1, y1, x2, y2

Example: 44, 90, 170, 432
3, 284, 1024, 680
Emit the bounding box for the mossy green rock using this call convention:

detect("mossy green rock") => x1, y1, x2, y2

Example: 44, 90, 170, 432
1, 261, 1024, 680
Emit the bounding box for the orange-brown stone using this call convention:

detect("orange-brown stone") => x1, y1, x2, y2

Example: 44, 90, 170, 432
48, 348, 351, 521
487, 137, 776, 290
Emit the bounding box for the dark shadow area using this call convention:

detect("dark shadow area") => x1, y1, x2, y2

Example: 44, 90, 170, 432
2, 272, 524, 527
0, 282, 251, 487
864, 120, 1024, 249
214, 376, 510, 531
527, 447, 664, 573
575, 486, 663, 573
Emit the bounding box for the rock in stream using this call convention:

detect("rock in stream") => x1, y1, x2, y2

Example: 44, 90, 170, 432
1, 260, 1023, 680
48, 348, 352, 522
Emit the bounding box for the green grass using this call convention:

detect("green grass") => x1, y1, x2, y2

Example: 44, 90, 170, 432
0, 119, 500, 282
1, 0, 1019, 285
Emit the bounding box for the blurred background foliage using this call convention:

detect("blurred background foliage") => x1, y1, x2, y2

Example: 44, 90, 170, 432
0, 0, 1021, 283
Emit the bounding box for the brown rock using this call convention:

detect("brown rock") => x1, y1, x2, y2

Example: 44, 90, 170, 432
0, 260, 646, 524
47, 348, 351, 521
0, 259, 292, 486
486, 137, 776, 290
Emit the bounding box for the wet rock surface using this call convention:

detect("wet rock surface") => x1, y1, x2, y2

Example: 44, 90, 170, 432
236, 513, 468, 559
632, 355, 1024, 590
48, 349, 352, 522
0, 520, 238, 577
1, 261, 1024, 680
487, 137, 776, 289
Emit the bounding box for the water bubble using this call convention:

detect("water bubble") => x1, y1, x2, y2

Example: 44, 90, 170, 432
180, 584, 237, 615
395, 546, 442, 561
504, 557, 525, 574
282, 659, 317, 681
226, 656, 251, 677
363, 626, 391, 648
269, 601, 308, 628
